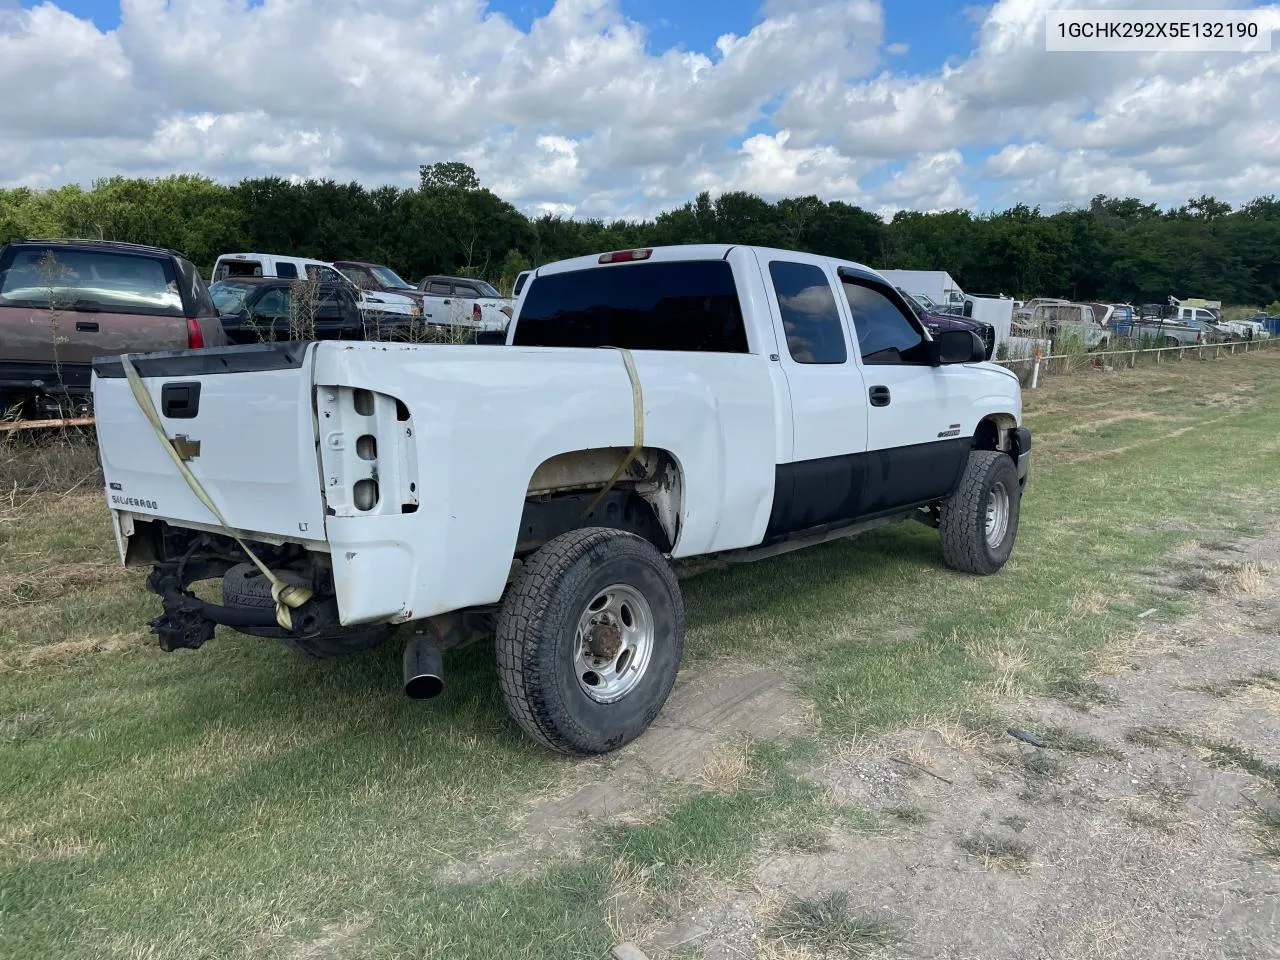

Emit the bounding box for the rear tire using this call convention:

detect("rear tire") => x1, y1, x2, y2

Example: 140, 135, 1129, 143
495, 528, 684, 755
939, 450, 1021, 575
220, 563, 393, 659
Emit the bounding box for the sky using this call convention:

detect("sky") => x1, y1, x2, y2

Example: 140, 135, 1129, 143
2, 0, 1279, 221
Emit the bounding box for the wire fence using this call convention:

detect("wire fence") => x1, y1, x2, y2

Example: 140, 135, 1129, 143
993, 336, 1280, 388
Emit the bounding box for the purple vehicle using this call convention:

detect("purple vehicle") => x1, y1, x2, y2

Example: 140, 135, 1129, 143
895, 286, 996, 361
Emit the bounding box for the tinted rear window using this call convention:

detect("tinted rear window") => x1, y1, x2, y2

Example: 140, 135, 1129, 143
513, 260, 748, 353
215, 259, 264, 281
0, 246, 182, 316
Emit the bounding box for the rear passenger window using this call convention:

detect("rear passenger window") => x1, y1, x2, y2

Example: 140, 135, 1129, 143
277, 262, 299, 279
513, 260, 748, 353
844, 282, 928, 364
426, 281, 451, 295
768, 261, 846, 364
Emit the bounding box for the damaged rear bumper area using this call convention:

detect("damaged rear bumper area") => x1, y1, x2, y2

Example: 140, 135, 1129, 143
141, 526, 344, 652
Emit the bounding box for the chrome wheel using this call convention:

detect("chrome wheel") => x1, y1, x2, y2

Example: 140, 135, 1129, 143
985, 481, 1010, 548
574, 584, 655, 704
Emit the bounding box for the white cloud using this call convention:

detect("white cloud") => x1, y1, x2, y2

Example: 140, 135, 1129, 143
0, 0, 1278, 220
876, 151, 975, 217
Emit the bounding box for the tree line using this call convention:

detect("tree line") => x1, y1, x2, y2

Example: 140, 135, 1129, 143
2, 162, 1278, 308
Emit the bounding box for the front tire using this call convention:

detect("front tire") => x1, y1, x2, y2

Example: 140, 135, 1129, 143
496, 528, 684, 755
939, 450, 1021, 575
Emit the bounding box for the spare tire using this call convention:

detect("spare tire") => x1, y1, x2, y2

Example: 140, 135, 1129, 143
221, 563, 394, 659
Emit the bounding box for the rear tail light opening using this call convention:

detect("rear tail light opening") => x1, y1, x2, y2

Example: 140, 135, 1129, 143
186, 318, 205, 349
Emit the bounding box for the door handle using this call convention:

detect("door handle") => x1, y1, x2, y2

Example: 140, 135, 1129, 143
76, 321, 99, 332
869, 385, 891, 407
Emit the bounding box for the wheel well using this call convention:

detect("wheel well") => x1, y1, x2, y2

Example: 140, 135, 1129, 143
521, 447, 684, 555
973, 414, 1017, 453
516, 490, 670, 556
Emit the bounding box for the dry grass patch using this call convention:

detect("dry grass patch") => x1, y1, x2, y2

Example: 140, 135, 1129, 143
7, 630, 149, 671
282, 916, 373, 960
1242, 804, 1280, 858
0, 823, 99, 864
1211, 560, 1273, 598
0, 559, 120, 607
697, 739, 757, 794
956, 831, 1034, 872
765, 891, 896, 959
1069, 591, 1110, 617
967, 639, 1032, 698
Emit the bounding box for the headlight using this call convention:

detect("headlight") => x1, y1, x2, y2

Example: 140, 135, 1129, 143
411, 304, 421, 317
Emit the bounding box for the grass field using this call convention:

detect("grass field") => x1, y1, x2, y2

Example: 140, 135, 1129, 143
3, 352, 1279, 959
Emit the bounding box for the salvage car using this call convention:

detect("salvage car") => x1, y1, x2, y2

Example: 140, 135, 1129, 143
91, 244, 1031, 755
212, 278, 386, 344
0, 239, 226, 418
896, 285, 996, 360
212, 253, 422, 323
416, 274, 513, 334
332, 260, 427, 308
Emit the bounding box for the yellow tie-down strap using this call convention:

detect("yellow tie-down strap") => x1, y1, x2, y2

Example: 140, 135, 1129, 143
119, 355, 312, 630
583, 347, 644, 519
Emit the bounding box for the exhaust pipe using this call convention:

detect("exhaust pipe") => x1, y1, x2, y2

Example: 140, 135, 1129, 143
403, 635, 445, 700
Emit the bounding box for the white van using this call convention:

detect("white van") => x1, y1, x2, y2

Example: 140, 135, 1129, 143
211, 253, 419, 318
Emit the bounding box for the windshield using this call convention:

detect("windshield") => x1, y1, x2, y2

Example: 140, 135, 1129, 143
210, 280, 257, 313
370, 265, 414, 290
0, 247, 183, 315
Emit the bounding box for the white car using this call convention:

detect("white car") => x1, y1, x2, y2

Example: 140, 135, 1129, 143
212, 253, 421, 322
416, 274, 513, 334
92, 244, 1031, 755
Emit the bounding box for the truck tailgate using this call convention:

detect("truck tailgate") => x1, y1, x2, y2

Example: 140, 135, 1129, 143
91, 343, 327, 543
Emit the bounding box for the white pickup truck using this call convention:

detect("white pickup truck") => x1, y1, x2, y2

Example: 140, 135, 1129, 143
91, 244, 1031, 755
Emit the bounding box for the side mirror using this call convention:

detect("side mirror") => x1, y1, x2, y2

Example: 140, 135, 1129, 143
931, 328, 985, 365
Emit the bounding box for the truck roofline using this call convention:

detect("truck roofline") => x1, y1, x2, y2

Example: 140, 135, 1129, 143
529, 243, 890, 287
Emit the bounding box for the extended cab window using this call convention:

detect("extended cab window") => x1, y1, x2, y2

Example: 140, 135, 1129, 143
425, 281, 451, 295
768, 261, 846, 364
843, 281, 929, 364
276, 262, 299, 279
513, 260, 748, 353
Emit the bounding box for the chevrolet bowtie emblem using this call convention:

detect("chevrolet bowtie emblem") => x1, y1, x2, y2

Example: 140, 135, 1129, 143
171, 434, 201, 461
